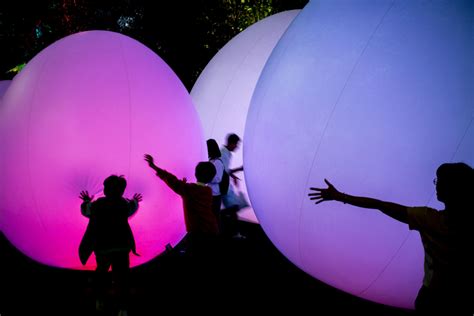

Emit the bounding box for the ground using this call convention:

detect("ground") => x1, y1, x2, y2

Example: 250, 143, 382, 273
1, 221, 414, 315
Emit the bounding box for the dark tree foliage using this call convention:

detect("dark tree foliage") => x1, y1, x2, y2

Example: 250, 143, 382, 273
0, 0, 307, 90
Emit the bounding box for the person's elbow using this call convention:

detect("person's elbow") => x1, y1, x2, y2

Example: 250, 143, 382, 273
380, 202, 409, 224
395, 208, 409, 224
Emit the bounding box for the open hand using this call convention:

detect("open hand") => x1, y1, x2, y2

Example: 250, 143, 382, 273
144, 154, 155, 167
133, 193, 143, 202
79, 190, 93, 202
308, 179, 341, 204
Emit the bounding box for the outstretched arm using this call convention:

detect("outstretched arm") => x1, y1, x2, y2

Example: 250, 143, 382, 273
229, 166, 243, 186
308, 179, 408, 224
230, 166, 244, 174
144, 154, 185, 195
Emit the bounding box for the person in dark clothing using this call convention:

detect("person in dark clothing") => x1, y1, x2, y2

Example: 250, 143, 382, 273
309, 163, 474, 315
144, 154, 219, 258
79, 175, 142, 315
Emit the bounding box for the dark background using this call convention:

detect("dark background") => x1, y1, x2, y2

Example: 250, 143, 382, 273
0, 0, 307, 90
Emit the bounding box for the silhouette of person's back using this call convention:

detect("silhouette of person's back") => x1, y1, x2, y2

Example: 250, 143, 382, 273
86, 197, 137, 255
79, 175, 142, 315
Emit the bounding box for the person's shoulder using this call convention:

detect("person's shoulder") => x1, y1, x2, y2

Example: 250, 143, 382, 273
407, 206, 441, 218
92, 197, 107, 205
90, 197, 106, 214
189, 183, 211, 192
409, 206, 439, 212
210, 158, 223, 167
119, 196, 131, 206
94, 197, 127, 207
221, 146, 230, 154
407, 206, 446, 231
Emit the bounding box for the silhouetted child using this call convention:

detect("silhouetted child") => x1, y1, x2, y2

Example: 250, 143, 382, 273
309, 163, 474, 315
144, 154, 219, 260
79, 175, 142, 315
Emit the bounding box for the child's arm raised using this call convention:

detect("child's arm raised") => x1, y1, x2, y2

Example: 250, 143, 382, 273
79, 190, 94, 218
128, 193, 143, 216
144, 154, 186, 195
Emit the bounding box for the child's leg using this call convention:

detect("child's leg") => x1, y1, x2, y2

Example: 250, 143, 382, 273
111, 251, 130, 310
95, 254, 112, 309
221, 205, 239, 237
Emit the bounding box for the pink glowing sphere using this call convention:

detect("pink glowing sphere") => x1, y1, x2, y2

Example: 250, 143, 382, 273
0, 31, 204, 270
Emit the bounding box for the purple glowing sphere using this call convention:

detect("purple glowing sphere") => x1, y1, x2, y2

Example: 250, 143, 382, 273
0, 31, 205, 270
0, 80, 11, 102
245, 0, 473, 309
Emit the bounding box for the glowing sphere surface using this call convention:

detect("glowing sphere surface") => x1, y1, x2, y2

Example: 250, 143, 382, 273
0, 80, 11, 101
244, 0, 473, 308
0, 31, 204, 270
191, 10, 300, 223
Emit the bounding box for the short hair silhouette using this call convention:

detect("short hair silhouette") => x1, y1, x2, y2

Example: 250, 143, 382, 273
226, 133, 240, 146
207, 138, 221, 160
103, 175, 127, 198
436, 162, 473, 204
195, 162, 216, 184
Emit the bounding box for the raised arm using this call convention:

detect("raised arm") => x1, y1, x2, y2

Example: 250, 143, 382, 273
79, 190, 94, 218
127, 193, 142, 217
144, 154, 185, 195
308, 179, 408, 224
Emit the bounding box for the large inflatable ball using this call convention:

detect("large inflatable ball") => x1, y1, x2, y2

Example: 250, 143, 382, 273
0, 31, 204, 270
191, 10, 300, 223
0, 80, 11, 101
244, 0, 473, 309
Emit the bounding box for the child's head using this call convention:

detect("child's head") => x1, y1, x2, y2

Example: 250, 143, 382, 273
103, 175, 127, 198
195, 162, 216, 184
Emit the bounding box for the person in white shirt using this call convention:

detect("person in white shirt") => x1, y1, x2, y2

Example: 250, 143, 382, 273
220, 133, 243, 184
220, 133, 247, 239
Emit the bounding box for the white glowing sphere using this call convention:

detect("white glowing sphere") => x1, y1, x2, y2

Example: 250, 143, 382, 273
245, 0, 473, 309
191, 10, 300, 223
0, 31, 204, 270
